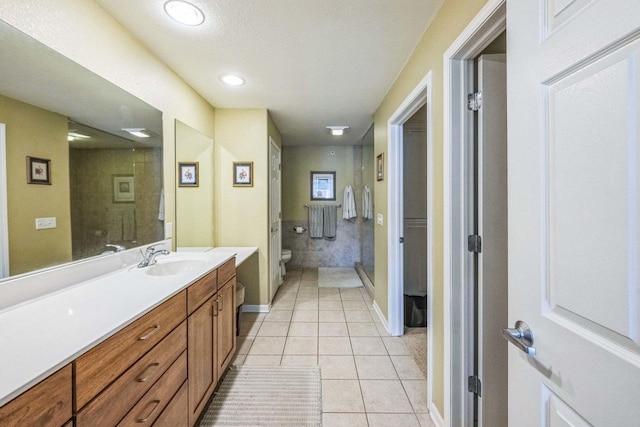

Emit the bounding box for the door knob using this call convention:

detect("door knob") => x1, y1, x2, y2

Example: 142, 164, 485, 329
502, 320, 536, 355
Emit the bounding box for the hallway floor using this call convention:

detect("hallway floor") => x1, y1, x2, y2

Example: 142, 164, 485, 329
233, 268, 434, 427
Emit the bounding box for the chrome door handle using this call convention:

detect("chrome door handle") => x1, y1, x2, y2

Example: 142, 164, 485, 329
271, 227, 278, 232
502, 320, 536, 356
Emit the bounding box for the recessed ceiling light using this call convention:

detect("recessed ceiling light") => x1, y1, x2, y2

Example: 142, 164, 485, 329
221, 74, 245, 86
122, 128, 153, 138
327, 126, 349, 136
164, 0, 205, 26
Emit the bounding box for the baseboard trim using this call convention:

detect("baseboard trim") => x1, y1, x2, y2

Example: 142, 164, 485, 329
354, 262, 374, 299
372, 300, 393, 335
429, 402, 444, 427
241, 304, 271, 313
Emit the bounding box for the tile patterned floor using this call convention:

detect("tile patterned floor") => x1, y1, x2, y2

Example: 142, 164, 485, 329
233, 268, 435, 427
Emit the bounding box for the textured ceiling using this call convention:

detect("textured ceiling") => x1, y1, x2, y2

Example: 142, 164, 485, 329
95, 0, 443, 145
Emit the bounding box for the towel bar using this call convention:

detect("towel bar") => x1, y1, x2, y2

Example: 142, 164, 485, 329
304, 203, 342, 208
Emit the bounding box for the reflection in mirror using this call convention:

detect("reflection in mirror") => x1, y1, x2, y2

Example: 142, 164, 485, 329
175, 120, 214, 250
0, 20, 163, 278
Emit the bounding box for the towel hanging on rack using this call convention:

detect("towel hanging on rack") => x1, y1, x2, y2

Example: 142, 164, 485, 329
363, 185, 373, 220
343, 185, 357, 219
323, 205, 338, 240
308, 204, 324, 238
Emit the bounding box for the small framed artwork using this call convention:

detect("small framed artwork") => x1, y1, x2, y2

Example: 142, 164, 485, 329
113, 175, 135, 203
178, 162, 199, 187
26, 156, 51, 185
233, 162, 253, 187
376, 153, 384, 181
310, 171, 336, 200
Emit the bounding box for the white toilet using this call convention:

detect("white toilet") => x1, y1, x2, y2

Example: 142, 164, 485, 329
281, 248, 292, 276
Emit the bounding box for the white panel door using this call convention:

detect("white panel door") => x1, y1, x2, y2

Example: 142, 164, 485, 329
477, 54, 508, 427
508, 1, 640, 425
269, 138, 281, 301
0, 123, 8, 278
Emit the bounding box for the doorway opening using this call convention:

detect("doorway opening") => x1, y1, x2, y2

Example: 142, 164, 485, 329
443, 0, 507, 425
269, 137, 282, 302
0, 123, 8, 278
387, 71, 435, 414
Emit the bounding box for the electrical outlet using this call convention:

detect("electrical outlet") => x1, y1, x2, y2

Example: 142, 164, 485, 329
35, 217, 56, 230
165, 222, 173, 239
376, 213, 383, 226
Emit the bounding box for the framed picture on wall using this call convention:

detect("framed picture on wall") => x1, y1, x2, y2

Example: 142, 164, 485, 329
376, 153, 384, 181
26, 156, 51, 185
233, 162, 253, 187
178, 162, 199, 187
113, 175, 135, 202
310, 171, 336, 200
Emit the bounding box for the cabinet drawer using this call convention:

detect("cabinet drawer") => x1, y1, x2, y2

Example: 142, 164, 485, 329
217, 258, 236, 287
0, 365, 72, 427
76, 321, 187, 426
118, 351, 187, 426
153, 380, 188, 427
187, 269, 217, 315
75, 291, 186, 409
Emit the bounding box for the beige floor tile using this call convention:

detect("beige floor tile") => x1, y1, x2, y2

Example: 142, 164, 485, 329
360, 380, 414, 413
348, 322, 380, 337
319, 300, 344, 310
284, 336, 318, 355
416, 413, 437, 427
271, 299, 296, 311
342, 300, 369, 310
263, 310, 293, 322
402, 380, 429, 413
319, 293, 343, 301
280, 355, 318, 366
236, 336, 254, 354
292, 310, 319, 322
367, 414, 420, 427
382, 337, 412, 355
256, 321, 290, 337
243, 355, 282, 366
289, 322, 319, 337
318, 355, 358, 379
345, 310, 373, 322
296, 292, 319, 300
240, 312, 266, 322
322, 413, 368, 427
391, 355, 426, 379
319, 322, 349, 337
340, 292, 364, 301
295, 299, 319, 311
350, 337, 388, 355
322, 380, 365, 412
319, 337, 353, 355
375, 322, 391, 336
248, 336, 286, 355
320, 310, 346, 322
231, 354, 246, 366
239, 320, 262, 337
319, 288, 341, 296
354, 355, 398, 379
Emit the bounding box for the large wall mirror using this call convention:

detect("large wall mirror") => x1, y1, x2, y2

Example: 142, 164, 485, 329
0, 20, 164, 279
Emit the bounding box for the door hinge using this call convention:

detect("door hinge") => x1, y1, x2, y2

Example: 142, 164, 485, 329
467, 92, 482, 111
468, 235, 482, 253
468, 375, 482, 396
399, 237, 404, 243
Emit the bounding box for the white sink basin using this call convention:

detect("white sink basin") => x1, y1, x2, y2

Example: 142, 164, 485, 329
145, 259, 210, 276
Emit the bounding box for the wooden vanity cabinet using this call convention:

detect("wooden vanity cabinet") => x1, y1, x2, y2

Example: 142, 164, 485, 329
216, 275, 237, 379
0, 364, 72, 427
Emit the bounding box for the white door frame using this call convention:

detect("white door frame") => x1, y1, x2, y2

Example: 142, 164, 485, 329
387, 71, 435, 414
268, 136, 282, 301
442, 1, 506, 425
0, 124, 9, 278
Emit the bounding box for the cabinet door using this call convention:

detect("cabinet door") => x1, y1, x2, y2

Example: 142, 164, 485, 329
187, 297, 216, 426
216, 278, 236, 379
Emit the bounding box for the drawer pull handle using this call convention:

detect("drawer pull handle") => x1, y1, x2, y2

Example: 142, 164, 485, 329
136, 362, 160, 382
218, 295, 224, 312
138, 324, 160, 341
213, 300, 218, 317
136, 399, 161, 423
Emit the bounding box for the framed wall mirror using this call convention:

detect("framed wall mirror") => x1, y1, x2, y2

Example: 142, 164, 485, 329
310, 171, 336, 201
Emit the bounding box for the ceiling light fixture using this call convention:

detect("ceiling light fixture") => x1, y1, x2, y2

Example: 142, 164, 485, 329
164, 0, 205, 26
221, 74, 245, 86
327, 126, 349, 136
122, 128, 152, 138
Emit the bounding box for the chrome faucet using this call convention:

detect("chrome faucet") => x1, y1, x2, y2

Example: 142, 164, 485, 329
138, 245, 170, 268
105, 244, 126, 252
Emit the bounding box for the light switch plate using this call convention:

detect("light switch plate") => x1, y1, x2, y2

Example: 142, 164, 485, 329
35, 217, 56, 230
376, 213, 383, 225
165, 222, 173, 238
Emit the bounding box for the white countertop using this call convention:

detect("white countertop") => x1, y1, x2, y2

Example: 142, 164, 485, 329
0, 250, 240, 406
207, 246, 258, 266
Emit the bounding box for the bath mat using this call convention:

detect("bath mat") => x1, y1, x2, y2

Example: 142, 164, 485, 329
318, 267, 364, 288
199, 366, 321, 426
